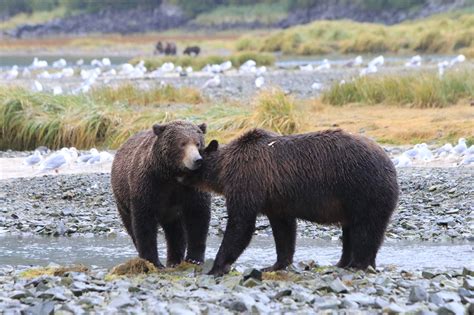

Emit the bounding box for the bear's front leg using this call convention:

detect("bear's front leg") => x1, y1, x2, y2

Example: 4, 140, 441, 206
131, 201, 164, 268
183, 190, 211, 264
162, 219, 186, 267
261, 214, 296, 272
209, 200, 257, 276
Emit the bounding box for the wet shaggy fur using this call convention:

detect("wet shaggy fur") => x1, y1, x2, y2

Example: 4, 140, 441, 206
184, 128, 399, 275
111, 121, 211, 268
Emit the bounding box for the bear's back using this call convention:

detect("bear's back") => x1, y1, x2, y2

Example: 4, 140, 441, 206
220, 128, 397, 199
111, 130, 156, 205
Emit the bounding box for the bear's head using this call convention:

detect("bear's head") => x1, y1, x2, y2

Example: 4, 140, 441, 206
152, 120, 207, 174
179, 139, 222, 194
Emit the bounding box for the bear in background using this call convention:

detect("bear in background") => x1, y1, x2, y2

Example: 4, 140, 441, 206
111, 120, 211, 268
182, 128, 399, 275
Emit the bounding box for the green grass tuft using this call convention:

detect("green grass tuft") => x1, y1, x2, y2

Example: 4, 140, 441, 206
322, 71, 474, 108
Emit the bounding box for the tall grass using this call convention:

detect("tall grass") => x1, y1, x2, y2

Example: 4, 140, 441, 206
209, 88, 302, 136
0, 85, 201, 150
237, 11, 474, 56
90, 84, 203, 105
130, 52, 275, 71
322, 71, 474, 108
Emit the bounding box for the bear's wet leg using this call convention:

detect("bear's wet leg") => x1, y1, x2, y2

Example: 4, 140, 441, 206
347, 221, 384, 270
162, 219, 187, 267
209, 202, 257, 276
131, 204, 163, 268
262, 215, 296, 272
117, 205, 136, 246
183, 191, 211, 264
336, 226, 352, 268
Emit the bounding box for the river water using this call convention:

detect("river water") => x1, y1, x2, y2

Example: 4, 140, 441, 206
0, 234, 472, 271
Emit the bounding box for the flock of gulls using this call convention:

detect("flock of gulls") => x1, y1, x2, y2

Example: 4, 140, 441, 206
1, 54, 467, 95
392, 138, 474, 167
20, 137, 473, 175
23, 147, 114, 173
2, 53, 472, 169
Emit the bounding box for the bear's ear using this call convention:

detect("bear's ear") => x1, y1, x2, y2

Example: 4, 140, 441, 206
205, 140, 219, 153
153, 124, 166, 136
198, 123, 207, 134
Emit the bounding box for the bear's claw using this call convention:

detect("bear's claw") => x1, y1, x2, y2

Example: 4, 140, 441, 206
185, 258, 202, 265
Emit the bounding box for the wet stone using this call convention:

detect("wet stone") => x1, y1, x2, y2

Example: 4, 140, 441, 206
463, 278, 474, 290
26, 301, 55, 315
409, 286, 428, 303
436, 302, 465, 315
243, 268, 262, 281
329, 278, 349, 293
274, 289, 292, 300
228, 301, 247, 313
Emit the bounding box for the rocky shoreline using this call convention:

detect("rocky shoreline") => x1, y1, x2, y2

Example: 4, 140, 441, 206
1, 167, 473, 313
0, 262, 473, 314
1, 168, 472, 241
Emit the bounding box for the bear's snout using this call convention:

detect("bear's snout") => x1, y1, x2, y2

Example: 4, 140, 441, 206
193, 157, 203, 168
183, 144, 203, 170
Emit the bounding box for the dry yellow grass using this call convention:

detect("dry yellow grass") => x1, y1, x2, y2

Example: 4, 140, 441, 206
302, 100, 474, 145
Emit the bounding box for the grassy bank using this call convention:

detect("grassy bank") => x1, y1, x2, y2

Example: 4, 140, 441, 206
1, 80, 473, 150
130, 52, 275, 71
237, 11, 474, 57
322, 71, 474, 108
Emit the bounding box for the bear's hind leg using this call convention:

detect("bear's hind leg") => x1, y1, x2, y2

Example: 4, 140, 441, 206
336, 226, 352, 268
347, 220, 385, 270
183, 191, 211, 264
117, 204, 136, 246
162, 219, 187, 267
262, 214, 296, 272
131, 203, 163, 268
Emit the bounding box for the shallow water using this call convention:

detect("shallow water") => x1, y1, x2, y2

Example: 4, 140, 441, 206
0, 55, 130, 69
0, 234, 472, 271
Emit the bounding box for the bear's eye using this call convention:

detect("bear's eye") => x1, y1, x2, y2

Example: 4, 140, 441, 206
180, 141, 187, 147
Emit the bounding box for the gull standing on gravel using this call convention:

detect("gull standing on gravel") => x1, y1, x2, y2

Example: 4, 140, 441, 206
345, 55, 363, 67
52, 58, 67, 68
299, 64, 313, 71
405, 55, 422, 67
255, 76, 264, 89
315, 59, 330, 71
453, 138, 467, 155
202, 75, 221, 89
5, 66, 19, 80
39, 149, 70, 173
78, 148, 99, 163
52, 86, 63, 95
33, 81, 43, 92
220, 61, 232, 72
30, 57, 48, 69
23, 151, 42, 167
392, 154, 412, 167
311, 82, 323, 90
368, 55, 384, 68
101, 58, 111, 67
449, 54, 466, 67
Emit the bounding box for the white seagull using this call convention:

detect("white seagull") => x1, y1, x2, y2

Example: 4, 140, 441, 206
202, 75, 221, 89
255, 76, 264, 89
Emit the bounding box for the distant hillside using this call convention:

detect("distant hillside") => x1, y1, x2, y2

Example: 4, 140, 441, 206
1, 0, 472, 38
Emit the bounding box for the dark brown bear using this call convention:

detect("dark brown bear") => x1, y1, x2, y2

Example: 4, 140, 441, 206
111, 120, 211, 268
182, 128, 399, 276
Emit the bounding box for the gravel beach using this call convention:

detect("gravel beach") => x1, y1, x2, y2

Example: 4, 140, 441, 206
0, 166, 473, 313
1, 168, 472, 241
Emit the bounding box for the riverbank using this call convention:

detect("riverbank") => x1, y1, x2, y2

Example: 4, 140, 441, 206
0, 260, 473, 314
1, 167, 472, 241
